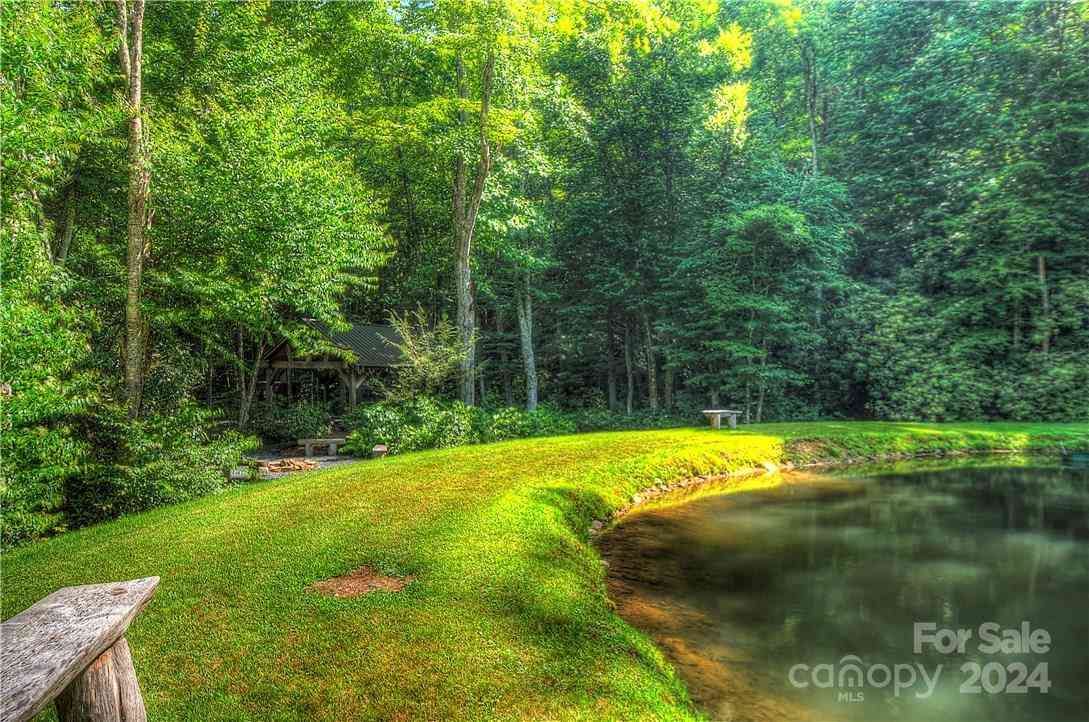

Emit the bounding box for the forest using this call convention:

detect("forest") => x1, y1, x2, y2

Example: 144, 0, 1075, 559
3, 0, 1089, 544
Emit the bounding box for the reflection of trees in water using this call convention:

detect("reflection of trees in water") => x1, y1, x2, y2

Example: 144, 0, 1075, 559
602, 463, 1089, 722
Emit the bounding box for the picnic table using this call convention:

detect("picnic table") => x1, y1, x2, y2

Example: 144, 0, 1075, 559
702, 409, 741, 430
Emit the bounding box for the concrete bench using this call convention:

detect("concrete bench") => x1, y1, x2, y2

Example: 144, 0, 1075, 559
1, 577, 159, 722
299, 437, 343, 457
702, 409, 741, 430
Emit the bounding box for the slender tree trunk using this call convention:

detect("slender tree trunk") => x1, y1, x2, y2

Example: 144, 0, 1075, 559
238, 333, 265, 430
710, 388, 720, 407
56, 178, 77, 265
663, 367, 673, 410
452, 49, 495, 406
516, 276, 538, 412
1037, 254, 1050, 355
801, 37, 819, 175
606, 317, 618, 411
116, 0, 149, 420
496, 305, 513, 406
755, 343, 768, 423
454, 246, 475, 404
642, 312, 658, 410
623, 322, 634, 414
744, 376, 752, 424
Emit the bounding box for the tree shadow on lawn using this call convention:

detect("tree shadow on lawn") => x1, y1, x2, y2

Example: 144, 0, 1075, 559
474, 484, 694, 713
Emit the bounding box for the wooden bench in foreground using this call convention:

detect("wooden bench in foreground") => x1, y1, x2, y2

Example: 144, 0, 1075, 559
702, 409, 741, 430
299, 437, 344, 457
1, 577, 159, 722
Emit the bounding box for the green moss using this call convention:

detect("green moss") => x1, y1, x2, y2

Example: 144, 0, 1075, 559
3, 422, 1087, 721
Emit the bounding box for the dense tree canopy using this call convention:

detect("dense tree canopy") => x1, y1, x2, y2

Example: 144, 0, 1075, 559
3, 0, 1088, 542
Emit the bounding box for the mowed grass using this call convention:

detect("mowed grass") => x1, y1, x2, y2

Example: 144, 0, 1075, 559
4, 422, 1088, 721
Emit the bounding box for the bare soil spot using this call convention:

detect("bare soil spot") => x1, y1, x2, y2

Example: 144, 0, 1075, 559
308, 566, 414, 598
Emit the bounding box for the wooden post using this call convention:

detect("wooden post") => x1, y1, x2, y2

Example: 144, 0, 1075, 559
1, 577, 159, 722
56, 638, 146, 722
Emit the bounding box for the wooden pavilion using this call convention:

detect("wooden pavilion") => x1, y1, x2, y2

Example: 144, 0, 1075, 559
261, 321, 403, 408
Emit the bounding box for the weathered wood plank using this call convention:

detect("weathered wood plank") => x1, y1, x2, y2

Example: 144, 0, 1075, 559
1, 577, 159, 722
55, 638, 147, 722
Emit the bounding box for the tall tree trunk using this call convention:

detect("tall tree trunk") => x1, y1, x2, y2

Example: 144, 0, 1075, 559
642, 312, 658, 410
516, 276, 538, 412
452, 49, 495, 406
606, 317, 618, 411
1037, 254, 1050, 355
710, 388, 720, 407
800, 37, 819, 175
662, 367, 673, 410
623, 322, 634, 415
755, 343, 768, 423
238, 332, 265, 431
496, 305, 513, 406
56, 177, 77, 265
744, 377, 752, 424
116, 0, 149, 420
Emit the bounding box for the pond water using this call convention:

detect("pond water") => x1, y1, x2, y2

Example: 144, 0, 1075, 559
599, 459, 1089, 722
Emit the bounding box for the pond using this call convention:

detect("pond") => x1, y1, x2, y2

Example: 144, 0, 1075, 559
599, 458, 1089, 722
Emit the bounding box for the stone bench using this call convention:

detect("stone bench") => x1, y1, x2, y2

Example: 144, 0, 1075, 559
702, 409, 741, 430
1, 577, 159, 722
299, 437, 344, 457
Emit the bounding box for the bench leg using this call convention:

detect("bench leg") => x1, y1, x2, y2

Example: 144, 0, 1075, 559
57, 637, 147, 722
727, 415, 737, 429
709, 415, 721, 430
329, 442, 338, 456
304, 443, 312, 458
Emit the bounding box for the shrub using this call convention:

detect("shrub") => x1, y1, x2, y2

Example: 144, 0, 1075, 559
385, 308, 466, 400
342, 398, 716, 459
251, 401, 332, 444
343, 398, 584, 456
62, 403, 256, 530
1, 281, 98, 544
484, 406, 535, 441
343, 398, 484, 455
567, 408, 692, 432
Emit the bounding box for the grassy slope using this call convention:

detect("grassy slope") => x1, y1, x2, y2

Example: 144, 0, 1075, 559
4, 422, 1088, 721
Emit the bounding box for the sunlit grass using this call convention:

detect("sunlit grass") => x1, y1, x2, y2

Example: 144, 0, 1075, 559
3, 422, 1087, 721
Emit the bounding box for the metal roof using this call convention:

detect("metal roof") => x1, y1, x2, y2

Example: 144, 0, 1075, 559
304, 321, 404, 367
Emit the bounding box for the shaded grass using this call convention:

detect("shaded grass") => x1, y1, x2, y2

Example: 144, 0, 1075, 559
3, 422, 1088, 721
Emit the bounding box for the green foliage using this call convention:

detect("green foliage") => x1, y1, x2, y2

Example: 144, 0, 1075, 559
0, 280, 97, 544
385, 309, 467, 400
567, 408, 693, 432
64, 404, 255, 528
342, 398, 483, 455
483, 404, 576, 440
858, 291, 1089, 422
250, 402, 333, 445
342, 398, 578, 455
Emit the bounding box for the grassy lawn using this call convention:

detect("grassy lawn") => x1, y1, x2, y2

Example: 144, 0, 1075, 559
4, 422, 1089, 721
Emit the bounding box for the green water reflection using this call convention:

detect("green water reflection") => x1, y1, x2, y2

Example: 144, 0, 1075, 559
600, 458, 1089, 722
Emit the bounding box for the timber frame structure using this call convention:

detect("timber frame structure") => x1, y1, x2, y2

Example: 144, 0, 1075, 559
260, 322, 403, 408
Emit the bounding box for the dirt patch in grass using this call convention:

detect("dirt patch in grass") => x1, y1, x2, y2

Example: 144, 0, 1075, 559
308, 566, 414, 598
